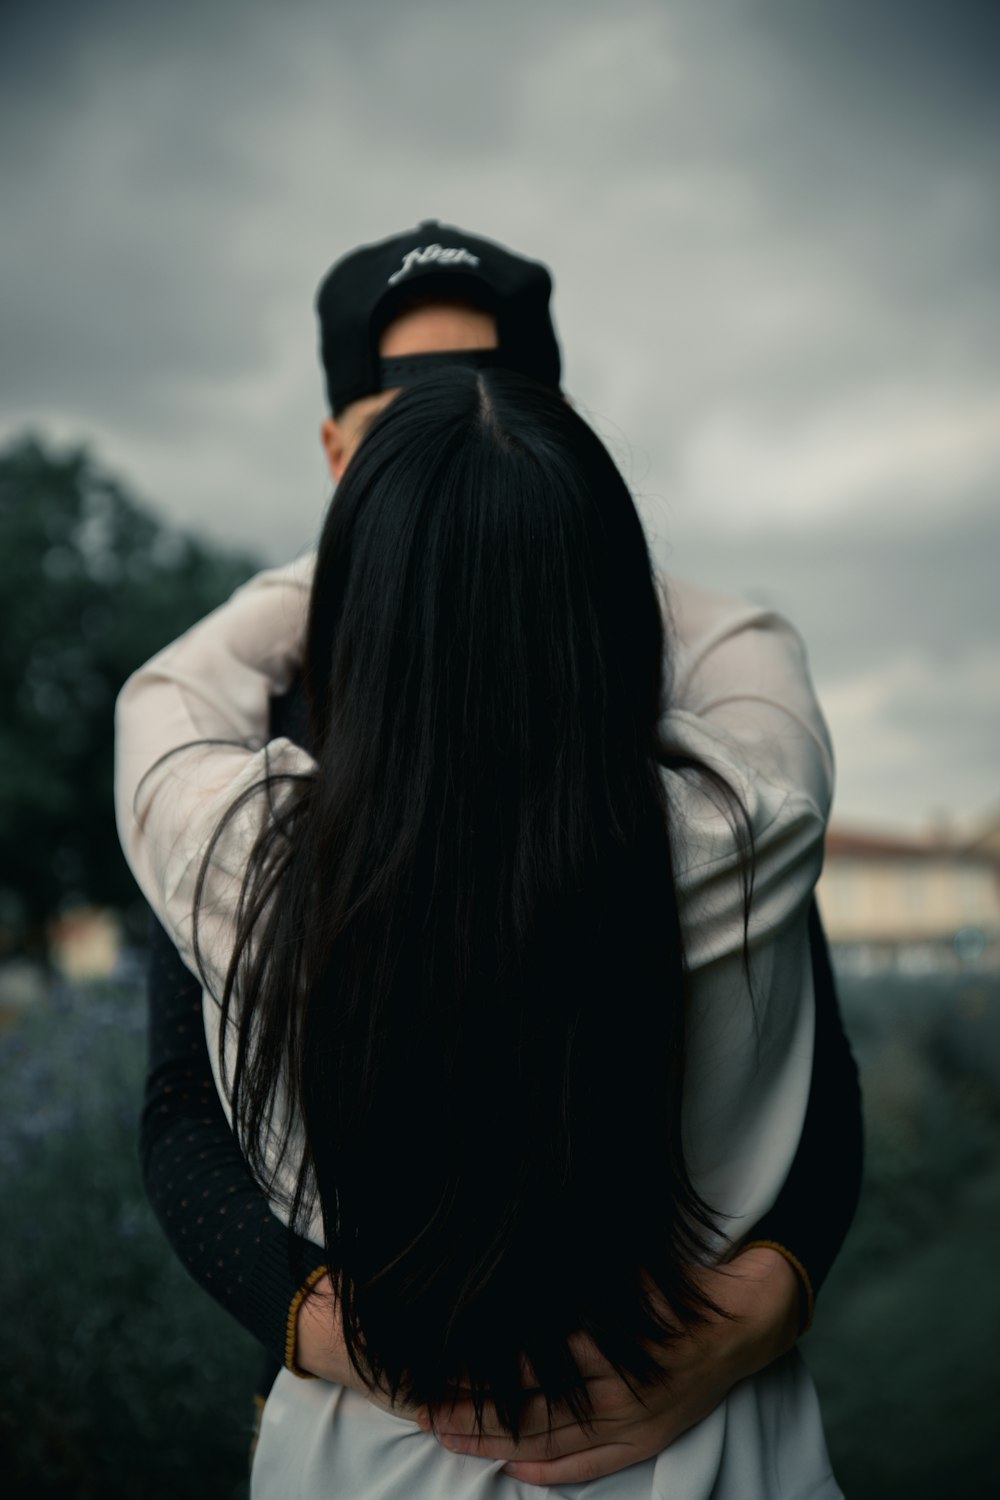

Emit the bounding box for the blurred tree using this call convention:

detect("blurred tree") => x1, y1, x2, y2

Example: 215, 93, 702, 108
0, 435, 261, 953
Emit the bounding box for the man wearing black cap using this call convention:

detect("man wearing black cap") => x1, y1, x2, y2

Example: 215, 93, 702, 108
140, 221, 861, 1480
314, 220, 561, 483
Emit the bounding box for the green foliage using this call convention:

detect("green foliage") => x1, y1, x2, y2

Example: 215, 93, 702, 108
0, 982, 259, 1499
0, 436, 260, 943
1, 970, 997, 1497
803, 973, 1000, 1500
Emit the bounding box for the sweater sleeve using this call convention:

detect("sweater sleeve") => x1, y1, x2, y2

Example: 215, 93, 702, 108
139, 912, 327, 1367
742, 900, 864, 1325
120, 562, 328, 1369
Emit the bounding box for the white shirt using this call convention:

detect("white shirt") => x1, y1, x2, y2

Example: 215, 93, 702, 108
115, 557, 841, 1500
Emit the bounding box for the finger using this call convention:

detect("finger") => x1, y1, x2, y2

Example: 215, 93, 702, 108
563, 1329, 666, 1384
564, 1331, 614, 1376
441, 1337, 621, 1405
436, 1420, 602, 1464
447, 1351, 541, 1391
432, 1388, 602, 1441
501, 1443, 645, 1487
431, 1397, 549, 1441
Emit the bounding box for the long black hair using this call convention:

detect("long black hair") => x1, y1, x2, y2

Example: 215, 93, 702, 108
199, 367, 749, 1435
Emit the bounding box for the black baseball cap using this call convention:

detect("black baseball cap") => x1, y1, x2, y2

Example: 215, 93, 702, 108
315, 220, 562, 414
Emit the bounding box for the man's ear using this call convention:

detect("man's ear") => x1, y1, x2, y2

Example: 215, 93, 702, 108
321, 418, 349, 483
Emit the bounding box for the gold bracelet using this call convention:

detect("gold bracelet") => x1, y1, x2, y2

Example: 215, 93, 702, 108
285, 1264, 332, 1378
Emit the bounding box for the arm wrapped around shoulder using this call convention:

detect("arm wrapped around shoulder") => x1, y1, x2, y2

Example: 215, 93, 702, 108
657, 579, 834, 1255
114, 558, 317, 994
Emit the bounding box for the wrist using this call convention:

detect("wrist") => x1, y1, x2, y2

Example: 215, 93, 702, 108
723, 1247, 802, 1371
291, 1275, 420, 1417
740, 1240, 814, 1336
288, 1269, 352, 1382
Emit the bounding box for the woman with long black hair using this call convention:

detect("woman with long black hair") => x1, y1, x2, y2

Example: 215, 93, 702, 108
116, 367, 839, 1498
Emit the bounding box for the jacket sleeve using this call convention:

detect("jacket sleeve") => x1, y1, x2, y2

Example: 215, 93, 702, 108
662, 576, 859, 1319
660, 580, 837, 1263
115, 556, 316, 999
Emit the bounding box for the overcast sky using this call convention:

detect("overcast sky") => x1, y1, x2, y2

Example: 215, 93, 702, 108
2, 0, 998, 833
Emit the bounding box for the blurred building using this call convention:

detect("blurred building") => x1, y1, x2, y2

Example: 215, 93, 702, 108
967, 809, 1000, 864
817, 810, 1000, 972
47, 907, 122, 982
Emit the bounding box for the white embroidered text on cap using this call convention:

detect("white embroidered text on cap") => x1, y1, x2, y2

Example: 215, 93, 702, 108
387, 244, 481, 286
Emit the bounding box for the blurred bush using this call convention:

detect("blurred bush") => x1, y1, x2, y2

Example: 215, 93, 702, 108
0, 980, 260, 1499
804, 973, 1000, 1499
0, 436, 260, 954
1, 970, 997, 1497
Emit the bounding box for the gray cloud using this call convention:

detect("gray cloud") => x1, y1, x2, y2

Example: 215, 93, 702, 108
1, 0, 996, 829
646, 484, 1000, 831
651, 482, 999, 672
753, 0, 1000, 138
